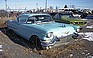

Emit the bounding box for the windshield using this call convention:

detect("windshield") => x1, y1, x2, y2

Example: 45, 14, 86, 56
27, 15, 53, 24
60, 14, 74, 18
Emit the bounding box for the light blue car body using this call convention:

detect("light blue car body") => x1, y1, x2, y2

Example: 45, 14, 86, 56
7, 14, 80, 47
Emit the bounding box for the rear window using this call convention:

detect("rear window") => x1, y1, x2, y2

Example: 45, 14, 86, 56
17, 16, 27, 23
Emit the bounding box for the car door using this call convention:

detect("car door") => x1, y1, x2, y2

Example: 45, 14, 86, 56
15, 16, 28, 39
21, 16, 37, 40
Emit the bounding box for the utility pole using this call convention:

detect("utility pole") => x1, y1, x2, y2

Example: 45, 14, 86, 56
45, 0, 47, 12
25, 7, 27, 12
5, 0, 9, 19
36, 3, 38, 10
5, 0, 8, 10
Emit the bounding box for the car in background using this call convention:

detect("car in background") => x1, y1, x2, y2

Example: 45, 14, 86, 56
72, 11, 87, 18
50, 13, 87, 26
83, 15, 93, 20
7, 14, 81, 49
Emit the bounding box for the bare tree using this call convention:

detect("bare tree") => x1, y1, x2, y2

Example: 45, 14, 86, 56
0, 10, 8, 18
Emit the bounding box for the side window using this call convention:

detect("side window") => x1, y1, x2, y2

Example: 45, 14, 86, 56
54, 13, 60, 19
18, 16, 27, 23
27, 17, 37, 23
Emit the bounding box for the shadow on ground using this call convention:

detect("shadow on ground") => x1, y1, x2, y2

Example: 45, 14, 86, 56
0, 28, 36, 51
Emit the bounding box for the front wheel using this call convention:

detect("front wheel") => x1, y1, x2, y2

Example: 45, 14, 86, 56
29, 36, 42, 50
72, 33, 79, 39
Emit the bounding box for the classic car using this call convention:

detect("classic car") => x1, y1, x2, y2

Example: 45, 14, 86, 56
83, 15, 93, 20
50, 13, 87, 26
72, 11, 87, 18
7, 14, 81, 49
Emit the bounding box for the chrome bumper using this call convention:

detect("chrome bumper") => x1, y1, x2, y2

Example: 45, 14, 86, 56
41, 34, 75, 47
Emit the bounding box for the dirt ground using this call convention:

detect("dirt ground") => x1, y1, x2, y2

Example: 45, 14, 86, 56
0, 30, 42, 58
0, 29, 93, 58
0, 18, 93, 58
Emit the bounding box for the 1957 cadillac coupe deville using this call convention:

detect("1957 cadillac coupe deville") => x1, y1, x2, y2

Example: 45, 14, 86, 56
7, 14, 81, 49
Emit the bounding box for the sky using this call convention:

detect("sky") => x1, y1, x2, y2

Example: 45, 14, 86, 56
0, 0, 93, 10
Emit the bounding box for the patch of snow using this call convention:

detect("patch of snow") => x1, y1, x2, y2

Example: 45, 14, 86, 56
82, 52, 85, 55
78, 32, 93, 41
0, 49, 3, 52
0, 45, 2, 48
86, 53, 90, 56
0, 45, 3, 52
86, 25, 93, 28
81, 19, 87, 20
88, 55, 93, 58
70, 54, 73, 57
84, 50, 88, 52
